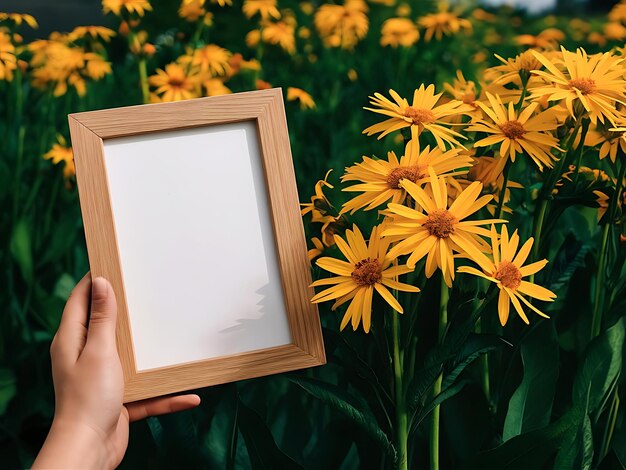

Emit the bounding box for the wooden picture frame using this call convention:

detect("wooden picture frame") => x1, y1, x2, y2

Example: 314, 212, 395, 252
68, 88, 325, 403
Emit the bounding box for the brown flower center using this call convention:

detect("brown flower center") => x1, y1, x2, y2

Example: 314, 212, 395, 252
169, 77, 185, 87
494, 261, 522, 289
569, 77, 596, 95
403, 106, 436, 126
499, 120, 526, 140
351, 258, 382, 286
423, 209, 457, 238
386, 165, 425, 189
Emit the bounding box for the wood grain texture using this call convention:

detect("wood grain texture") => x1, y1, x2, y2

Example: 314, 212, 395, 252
69, 88, 325, 403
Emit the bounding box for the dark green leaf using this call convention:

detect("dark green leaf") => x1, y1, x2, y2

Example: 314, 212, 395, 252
10, 218, 33, 282
503, 321, 559, 441
0, 368, 17, 415
442, 334, 506, 391
469, 406, 584, 470
288, 376, 394, 459
554, 413, 593, 470
53, 273, 76, 300
573, 318, 625, 413
546, 234, 592, 292
238, 399, 302, 470
412, 380, 469, 430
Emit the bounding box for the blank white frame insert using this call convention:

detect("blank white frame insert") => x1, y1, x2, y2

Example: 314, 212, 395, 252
103, 121, 292, 371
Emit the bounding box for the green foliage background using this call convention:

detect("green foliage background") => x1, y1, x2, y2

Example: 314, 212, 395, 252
1, 0, 626, 468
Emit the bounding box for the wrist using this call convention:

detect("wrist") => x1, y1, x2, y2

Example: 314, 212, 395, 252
33, 418, 115, 470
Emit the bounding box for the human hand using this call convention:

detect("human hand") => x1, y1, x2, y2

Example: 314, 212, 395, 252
33, 273, 201, 469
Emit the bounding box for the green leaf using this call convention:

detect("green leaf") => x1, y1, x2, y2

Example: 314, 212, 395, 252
573, 317, 625, 413
0, 158, 10, 199
0, 368, 16, 415
10, 218, 33, 282
503, 321, 560, 441
554, 413, 593, 470
53, 273, 76, 300
412, 380, 469, 430
238, 399, 302, 470
288, 376, 394, 459
441, 334, 506, 391
470, 406, 584, 470
546, 234, 592, 292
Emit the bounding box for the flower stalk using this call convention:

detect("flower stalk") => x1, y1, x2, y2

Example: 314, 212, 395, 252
392, 311, 408, 470
430, 280, 449, 470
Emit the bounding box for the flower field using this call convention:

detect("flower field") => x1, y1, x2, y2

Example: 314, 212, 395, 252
2, 0, 626, 468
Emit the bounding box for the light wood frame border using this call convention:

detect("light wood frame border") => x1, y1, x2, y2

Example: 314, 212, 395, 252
68, 88, 325, 403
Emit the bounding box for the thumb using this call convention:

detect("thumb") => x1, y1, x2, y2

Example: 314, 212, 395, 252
85, 276, 118, 354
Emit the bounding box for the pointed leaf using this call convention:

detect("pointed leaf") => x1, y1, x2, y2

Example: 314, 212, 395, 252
288, 376, 394, 459
503, 321, 559, 441
238, 399, 302, 470
573, 318, 625, 413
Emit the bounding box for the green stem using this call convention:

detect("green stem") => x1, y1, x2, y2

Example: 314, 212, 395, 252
590, 223, 610, 339
573, 119, 591, 186
138, 57, 149, 104
392, 312, 408, 470
495, 160, 511, 220
476, 317, 492, 410
430, 280, 449, 470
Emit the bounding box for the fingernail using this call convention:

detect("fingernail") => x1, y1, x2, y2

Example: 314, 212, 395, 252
92, 277, 108, 300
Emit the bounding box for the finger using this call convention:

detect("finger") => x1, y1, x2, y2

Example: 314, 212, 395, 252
84, 277, 118, 355
126, 394, 201, 422
52, 272, 92, 362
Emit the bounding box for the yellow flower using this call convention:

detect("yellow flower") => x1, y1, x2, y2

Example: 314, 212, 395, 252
262, 18, 296, 54
308, 237, 324, 261
83, 53, 112, 79
44, 135, 75, 181
472, 8, 497, 22
314, 0, 368, 50
242, 0, 280, 20
418, 8, 471, 42
102, 0, 152, 16
182, 44, 231, 76
442, 71, 481, 119
301, 170, 348, 247
211, 0, 232, 6
246, 30, 261, 48
302, 170, 334, 218
483, 50, 543, 87
468, 93, 562, 170
311, 224, 419, 333
604, 22, 626, 41
363, 85, 473, 149
0, 31, 17, 81
148, 63, 200, 102
458, 225, 556, 326
0, 13, 38, 29
203, 78, 230, 96
380, 18, 419, 48
609, 0, 626, 23
585, 126, 626, 163
340, 139, 473, 215
287, 87, 315, 109
69, 26, 116, 42
383, 168, 503, 287
179, 0, 206, 21
515, 28, 564, 49
530, 47, 626, 125
29, 39, 111, 96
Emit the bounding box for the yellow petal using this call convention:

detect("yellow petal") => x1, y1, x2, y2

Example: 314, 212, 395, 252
498, 287, 510, 326
374, 283, 403, 313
